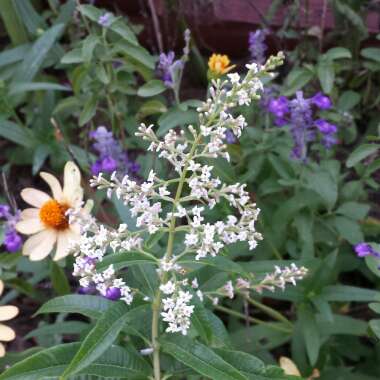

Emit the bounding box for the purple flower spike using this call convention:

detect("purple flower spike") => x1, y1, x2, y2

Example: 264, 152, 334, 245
0, 205, 10, 219
248, 29, 269, 64
311, 92, 332, 110
354, 243, 380, 258
157, 51, 183, 88
106, 287, 121, 300
90, 126, 139, 177
4, 230, 22, 252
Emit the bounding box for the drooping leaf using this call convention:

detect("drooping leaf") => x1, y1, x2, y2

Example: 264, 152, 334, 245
25, 321, 89, 340
346, 144, 379, 168
12, 23, 64, 83
161, 334, 248, 380
0, 343, 150, 380
36, 295, 113, 319
0, 118, 35, 148
61, 302, 133, 378
137, 80, 166, 97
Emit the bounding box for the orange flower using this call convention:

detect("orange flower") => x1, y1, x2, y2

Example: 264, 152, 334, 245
208, 53, 235, 76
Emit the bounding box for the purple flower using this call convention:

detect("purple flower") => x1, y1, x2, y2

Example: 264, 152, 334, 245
4, 230, 22, 252
248, 29, 269, 64
0, 206, 22, 253
354, 243, 380, 258
128, 161, 140, 174
0, 205, 10, 219
314, 119, 338, 149
266, 91, 338, 160
311, 92, 332, 110
288, 91, 314, 161
101, 156, 118, 173
90, 160, 103, 176
157, 52, 183, 88
98, 13, 112, 27
78, 286, 95, 295
90, 126, 139, 177
225, 130, 237, 144
268, 96, 289, 121
105, 287, 121, 300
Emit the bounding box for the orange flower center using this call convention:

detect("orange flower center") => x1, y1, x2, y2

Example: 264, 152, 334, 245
39, 200, 69, 230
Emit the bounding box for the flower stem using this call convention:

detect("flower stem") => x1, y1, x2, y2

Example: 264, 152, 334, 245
242, 293, 293, 328
151, 135, 201, 380
214, 304, 292, 333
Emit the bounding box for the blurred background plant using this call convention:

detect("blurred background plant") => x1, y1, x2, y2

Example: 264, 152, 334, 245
0, 0, 379, 379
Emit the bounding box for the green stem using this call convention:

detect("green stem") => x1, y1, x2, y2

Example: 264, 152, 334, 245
151, 134, 202, 380
214, 304, 292, 333
242, 294, 293, 328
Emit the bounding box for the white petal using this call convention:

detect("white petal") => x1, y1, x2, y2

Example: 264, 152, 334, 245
20, 208, 40, 220
279, 357, 301, 376
21, 188, 51, 208
54, 229, 79, 261
0, 324, 16, 342
63, 161, 83, 206
0, 306, 18, 322
0, 342, 4, 357
40, 172, 63, 201
0, 281, 3, 297
22, 230, 57, 261
16, 219, 44, 235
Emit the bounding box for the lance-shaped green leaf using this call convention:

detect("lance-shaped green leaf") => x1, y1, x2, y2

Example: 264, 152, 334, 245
0, 342, 150, 380
12, 23, 64, 83
61, 302, 132, 378
161, 334, 248, 380
36, 295, 113, 319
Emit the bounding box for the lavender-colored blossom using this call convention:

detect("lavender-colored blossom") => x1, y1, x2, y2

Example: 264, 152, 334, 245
106, 287, 121, 300
314, 119, 338, 148
248, 29, 269, 64
78, 285, 96, 295
90, 126, 139, 177
289, 91, 314, 161
268, 96, 289, 126
0, 205, 10, 218
4, 230, 22, 252
0, 204, 22, 253
98, 12, 112, 27
156, 29, 191, 89
157, 52, 183, 88
312, 92, 332, 110
354, 243, 380, 258
266, 91, 338, 160
225, 130, 237, 144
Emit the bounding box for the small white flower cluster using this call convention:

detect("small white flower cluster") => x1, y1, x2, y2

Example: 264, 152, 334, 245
72, 52, 289, 335
160, 281, 194, 335
213, 263, 308, 305
71, 221, 141, 304
251, 263, 308, 293
91, 171, 168, 235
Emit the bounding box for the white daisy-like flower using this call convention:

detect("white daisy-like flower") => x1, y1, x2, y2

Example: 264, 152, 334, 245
0, 280, 19, 357
16, 162, 84, 261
